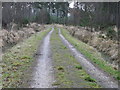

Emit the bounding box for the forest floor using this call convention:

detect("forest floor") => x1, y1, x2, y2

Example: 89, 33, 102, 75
2, 25, 119, 88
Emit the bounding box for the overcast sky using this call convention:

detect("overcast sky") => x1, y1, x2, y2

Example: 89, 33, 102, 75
69, 2, 74, 8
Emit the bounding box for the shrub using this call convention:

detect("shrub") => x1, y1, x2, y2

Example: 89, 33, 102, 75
106, 27, 117, 39
22, 18, 29, 25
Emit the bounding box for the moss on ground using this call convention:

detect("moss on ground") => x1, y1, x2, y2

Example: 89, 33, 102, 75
2, 28, 51, 88
61, 28, 120, 81
51, 28, 100, 88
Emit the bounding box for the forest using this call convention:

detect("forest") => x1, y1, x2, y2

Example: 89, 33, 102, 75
0, 1, 120, 88
2, 3, 119, 26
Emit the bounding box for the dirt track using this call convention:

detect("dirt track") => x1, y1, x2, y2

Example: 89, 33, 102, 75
58, 28, 118, 88
22, 27, 118, 88
29, 28, 54, 88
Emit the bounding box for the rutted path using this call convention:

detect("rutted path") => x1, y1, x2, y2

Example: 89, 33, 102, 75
29, 28, 54, 88
2, 26, 118, 88
50, 28, 100, 88
58, 28, 118, 88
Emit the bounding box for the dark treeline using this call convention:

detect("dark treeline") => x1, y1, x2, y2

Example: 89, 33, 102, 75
2, 2, 120, 31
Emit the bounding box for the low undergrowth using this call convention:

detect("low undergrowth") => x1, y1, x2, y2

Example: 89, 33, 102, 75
2, 28, 51, 88
61, 28, 119, 81
51, 28, 100, 88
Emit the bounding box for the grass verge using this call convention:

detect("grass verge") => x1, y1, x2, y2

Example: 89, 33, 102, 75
61, 28, 120, 81
2, 28, 51, 88
51, 28, 100, 88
